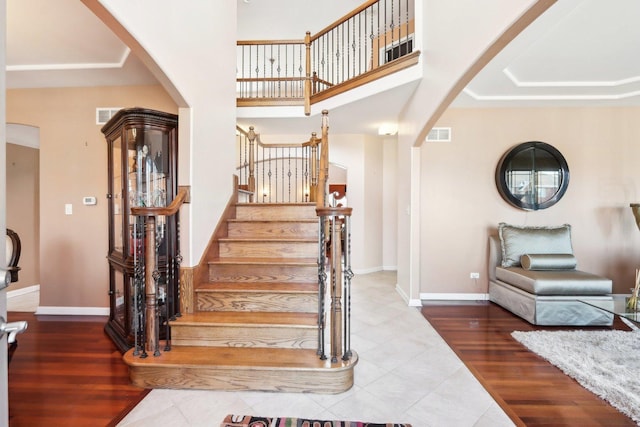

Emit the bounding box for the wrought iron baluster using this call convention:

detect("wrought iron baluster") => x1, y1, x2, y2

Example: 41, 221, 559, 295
317, 215, 327, 360
268, 148, 272, 203
342, 213, 353, 360
153, 216, 161, 357
287, 147, 292, 202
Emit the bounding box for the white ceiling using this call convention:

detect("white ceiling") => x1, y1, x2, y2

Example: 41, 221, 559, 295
6, 0, 640, 134
453, 0, 640, 108
6, 0, 158, 89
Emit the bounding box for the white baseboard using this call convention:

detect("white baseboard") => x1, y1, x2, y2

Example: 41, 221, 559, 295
35, 306, 110, 316
352, 266, 383, 275
382, 265, 398, 271
7, 284, 40, 299
394, 283, 422, 306
420, 292, 490, 301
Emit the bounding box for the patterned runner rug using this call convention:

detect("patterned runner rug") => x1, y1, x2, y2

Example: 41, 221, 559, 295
221, 414, 412, 427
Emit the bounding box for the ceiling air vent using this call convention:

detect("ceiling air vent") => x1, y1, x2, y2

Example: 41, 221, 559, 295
426, 127, 451, 142
96, 107, 122, 125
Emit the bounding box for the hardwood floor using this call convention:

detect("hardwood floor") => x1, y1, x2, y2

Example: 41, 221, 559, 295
6, 312, 148, 427
421, 302, 636, 427
6, 304, 636, 426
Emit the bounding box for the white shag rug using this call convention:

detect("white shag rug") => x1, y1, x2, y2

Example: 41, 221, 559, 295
512, 329, 640, 425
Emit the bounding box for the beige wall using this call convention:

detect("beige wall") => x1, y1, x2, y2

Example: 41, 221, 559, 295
329, 134, 385, 273
6, 85, 177, 309
6, 143, 39, 291
382, 137, 398, 270
424, 107, 640, 295
95, 0, 238, 267
396, 0, 549, 304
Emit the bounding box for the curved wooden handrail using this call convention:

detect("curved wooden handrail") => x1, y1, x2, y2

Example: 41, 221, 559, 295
131, 187, 188, 217
237, 39, 305, 46
310, 0, 378, 42
236, 125, 318, 149
316, 206, 353, 217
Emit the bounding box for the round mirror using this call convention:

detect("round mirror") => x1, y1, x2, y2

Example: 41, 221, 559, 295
495, 141, 569, 211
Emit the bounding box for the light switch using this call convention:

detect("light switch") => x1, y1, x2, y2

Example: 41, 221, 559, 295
65, 204, 73, 215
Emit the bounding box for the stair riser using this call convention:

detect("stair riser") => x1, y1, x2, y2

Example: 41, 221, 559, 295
208, 264, 317, 283
197, 292, 317, 313
228, 222, 317, 239
128, 364, 354, 393
171, 325, 316, 349
236, 205, 317, 220
219, 241, 317, 258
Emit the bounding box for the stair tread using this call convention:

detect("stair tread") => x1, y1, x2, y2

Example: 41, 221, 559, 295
172, 311, 317, 327
196, 282, 317, 293
209, 257, 317, 265
228, 219, 317, 223
236, 203, 315, 207
219, 237, 316, 242
124, 346, 356, 370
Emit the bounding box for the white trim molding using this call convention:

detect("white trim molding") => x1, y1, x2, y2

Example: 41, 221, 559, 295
6, 123, 40, 149
396, 283, 422, 307
353, 266, 383, 275
7, 48, 131, 72
6, 284, 39, 299
35, 306, 109, 316
420, 292, 490, 301
504, 67, 640, 88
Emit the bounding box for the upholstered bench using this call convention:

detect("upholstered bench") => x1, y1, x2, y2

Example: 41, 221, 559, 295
488, 223, 613, 326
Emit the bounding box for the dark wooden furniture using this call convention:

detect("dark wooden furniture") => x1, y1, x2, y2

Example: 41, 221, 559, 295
102, 108, 179, 352
6, 228, 21, 283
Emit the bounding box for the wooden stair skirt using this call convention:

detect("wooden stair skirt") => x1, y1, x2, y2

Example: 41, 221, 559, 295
123, 203, 357, 393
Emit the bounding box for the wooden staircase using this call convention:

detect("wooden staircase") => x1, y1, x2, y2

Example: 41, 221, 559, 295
123, 202, 357, 393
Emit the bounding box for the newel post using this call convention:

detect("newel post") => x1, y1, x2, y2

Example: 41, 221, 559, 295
317, 110, 329, 209
144, 216, 160, 356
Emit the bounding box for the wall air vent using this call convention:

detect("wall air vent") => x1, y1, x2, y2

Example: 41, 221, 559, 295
96, 108, 122, 125
426, 127, 451, 142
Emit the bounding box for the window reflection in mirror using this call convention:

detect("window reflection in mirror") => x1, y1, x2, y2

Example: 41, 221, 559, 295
496, 141, 569, 211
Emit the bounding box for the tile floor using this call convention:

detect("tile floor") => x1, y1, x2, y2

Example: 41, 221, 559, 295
115, 271, 514, 427
7, 273, 514, 426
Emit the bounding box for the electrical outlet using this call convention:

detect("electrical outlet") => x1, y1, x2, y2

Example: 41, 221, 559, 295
470, 272, 480, 279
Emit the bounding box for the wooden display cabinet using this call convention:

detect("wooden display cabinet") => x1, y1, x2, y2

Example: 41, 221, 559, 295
102, 107, 179, 352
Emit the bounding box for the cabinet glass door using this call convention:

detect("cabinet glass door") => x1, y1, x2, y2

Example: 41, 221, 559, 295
111, 136, 124, 254
112, 266, 126, 330
127, 128, 171, 254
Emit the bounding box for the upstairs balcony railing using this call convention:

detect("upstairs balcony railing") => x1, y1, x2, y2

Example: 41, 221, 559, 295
237, 0, 419, 115
236, 110, 329, 207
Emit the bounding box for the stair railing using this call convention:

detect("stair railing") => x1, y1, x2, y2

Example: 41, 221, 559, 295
236, 0, 420, 115
313, 112, 353, 363
316, 202, 353, 363
237, 111, 352, 363
236, 110, 329, 204
237, 0, 419, 115
130, 187, 188, 357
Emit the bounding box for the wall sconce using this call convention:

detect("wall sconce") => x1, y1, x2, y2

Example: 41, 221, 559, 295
378, 123, 398, 136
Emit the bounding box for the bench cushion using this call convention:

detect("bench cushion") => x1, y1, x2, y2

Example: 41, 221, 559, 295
521, 253, 577, 270
496, 266, 612, 296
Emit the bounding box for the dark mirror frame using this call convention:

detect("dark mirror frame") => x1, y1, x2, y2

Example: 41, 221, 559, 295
495, 141, 570, 211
